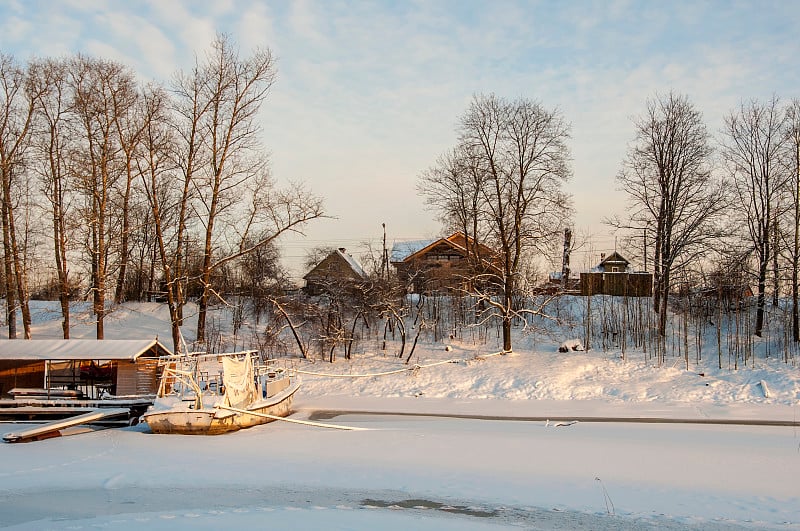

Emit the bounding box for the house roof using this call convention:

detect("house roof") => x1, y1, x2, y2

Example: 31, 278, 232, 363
390, 238, 437, 263
391, 232, 502, 274
338, 249, 368, 279
0, 339, 172, 361
397, 237, 468, 264
304, 249, 368, 281
600, 251, 629, 266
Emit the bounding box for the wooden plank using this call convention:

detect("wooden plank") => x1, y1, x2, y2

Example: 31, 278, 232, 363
2, 407, 130, 443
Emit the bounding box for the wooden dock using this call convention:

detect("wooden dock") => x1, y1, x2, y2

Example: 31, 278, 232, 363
2, 408, 132, 443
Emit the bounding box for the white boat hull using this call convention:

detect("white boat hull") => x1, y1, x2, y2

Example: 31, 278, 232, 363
145, 382, 300, 435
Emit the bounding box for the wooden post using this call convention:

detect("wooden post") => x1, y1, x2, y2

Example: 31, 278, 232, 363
585, 280, 592, 352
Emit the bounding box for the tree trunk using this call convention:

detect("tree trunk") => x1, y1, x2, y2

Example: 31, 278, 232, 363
8, 203, 31, 338
93, 177, 107, 340
772, 219, 779, 307
114, 156, 134, 304
755, 229, 769, 338
793, 142, 800, 342
196, 194, 217, 346
53, 182, 70, 338
1, 200, 16, 339
502, 275, 513, 352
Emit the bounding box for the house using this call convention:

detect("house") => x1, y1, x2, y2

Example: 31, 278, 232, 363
303, 248, 369, 296
0, 338, 172, 399
580, 251, 652, 297
596, 251, 630, 273
390, 232, 502, 294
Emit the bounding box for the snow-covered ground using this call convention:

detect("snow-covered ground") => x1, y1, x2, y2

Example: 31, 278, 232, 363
1, 301, 799, 529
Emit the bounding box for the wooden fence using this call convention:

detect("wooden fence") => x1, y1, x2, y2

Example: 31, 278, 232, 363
580, 272, 653, 297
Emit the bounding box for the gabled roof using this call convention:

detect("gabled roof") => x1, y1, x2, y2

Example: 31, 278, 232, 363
338, 250, 368, 279
391, 232, 502, 274
304, 249, 368, 281
0, 339, 172, 361
391, 232, 495, 263
395, 236, 468, 264
600, 251, 629, 266
390, 238, 437, 263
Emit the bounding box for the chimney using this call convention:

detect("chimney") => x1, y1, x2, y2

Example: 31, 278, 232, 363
338, 248, 346, 254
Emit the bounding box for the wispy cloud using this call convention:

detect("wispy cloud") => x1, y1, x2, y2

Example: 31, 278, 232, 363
2, 0, 799, 268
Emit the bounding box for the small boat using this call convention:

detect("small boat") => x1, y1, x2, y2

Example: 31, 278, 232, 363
143, 350, 300, 435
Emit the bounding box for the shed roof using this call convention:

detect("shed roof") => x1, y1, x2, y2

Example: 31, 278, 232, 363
0, 339, 172, 361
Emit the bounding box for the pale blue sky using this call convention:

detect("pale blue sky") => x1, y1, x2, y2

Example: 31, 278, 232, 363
2, 0, 799, 277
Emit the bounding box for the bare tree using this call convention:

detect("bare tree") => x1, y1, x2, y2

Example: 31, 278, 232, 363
721, 96, 789, 338
173, 34, 324, 347
0, 53, 41, 339
418, 146, 490, 265
613, 92, 727, 340
784, 99, 800, 342
421, 94, 572, 352
111, 83, 145, 304
68, 55, 138, 339
168, 48, 213, 327
29, 58, 75, 338
137, 84, 186, 352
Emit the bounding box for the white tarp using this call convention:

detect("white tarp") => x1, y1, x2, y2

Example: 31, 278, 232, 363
222, 354, 257, 409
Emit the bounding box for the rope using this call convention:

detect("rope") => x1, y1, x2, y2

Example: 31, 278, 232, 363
215, 404, 369, 431
292, 351, 508, 379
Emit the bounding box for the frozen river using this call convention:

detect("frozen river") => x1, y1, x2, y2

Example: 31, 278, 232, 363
1, 411, 797, 529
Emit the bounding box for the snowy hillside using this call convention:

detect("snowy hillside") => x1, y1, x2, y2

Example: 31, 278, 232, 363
20, 300, 800, 409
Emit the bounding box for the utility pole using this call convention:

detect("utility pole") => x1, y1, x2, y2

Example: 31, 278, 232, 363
381, 223, 389, 281
561, 228, 572, 290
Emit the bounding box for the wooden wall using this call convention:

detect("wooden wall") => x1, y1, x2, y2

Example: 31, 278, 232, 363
116, 359, 160, 396
0, 361, 44, 397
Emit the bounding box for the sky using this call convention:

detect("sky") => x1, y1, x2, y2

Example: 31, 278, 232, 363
2, 0, 800, 280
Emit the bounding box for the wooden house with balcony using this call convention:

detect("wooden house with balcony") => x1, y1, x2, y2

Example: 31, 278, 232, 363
391, 232, 502, 294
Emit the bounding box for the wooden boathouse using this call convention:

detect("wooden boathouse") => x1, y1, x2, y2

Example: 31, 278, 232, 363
0, 339, 172, 399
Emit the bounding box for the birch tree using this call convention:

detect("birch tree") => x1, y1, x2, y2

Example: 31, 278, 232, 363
29, 58, 75, 338
137, 84, 187, 352
174, 34, 323, 347
69, 55, 138, 339
112, 84, 145, 304
0, 54, 39, 339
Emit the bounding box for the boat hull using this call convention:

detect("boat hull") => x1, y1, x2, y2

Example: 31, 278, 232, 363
145, 382, 299, 435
